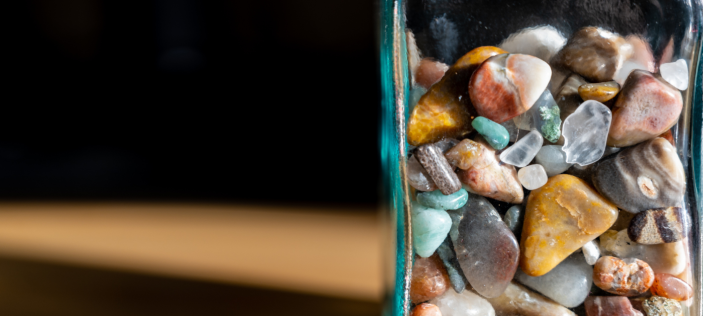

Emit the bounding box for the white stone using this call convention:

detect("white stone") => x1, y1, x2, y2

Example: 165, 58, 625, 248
500, 130, 543, 167
430, 288, 495, 316
660, 59, 689, 90
486, 282, 576, 316
614, 59, 650, 85
535, 145, 573, 177
600, 229, 686, 275
499, 26, 566, 62
562, 100, 612, 166
518, 164, 548, 190
582, 240, 601, 265
514, 253, 592, 308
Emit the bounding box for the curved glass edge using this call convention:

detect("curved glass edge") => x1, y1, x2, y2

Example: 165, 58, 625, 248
380, 0, 411, 315
692, 25, 703, 316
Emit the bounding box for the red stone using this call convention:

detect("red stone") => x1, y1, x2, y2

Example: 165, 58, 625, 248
410, 254, 450, 304
650, 273, 693, 301
410, 303, 442, 316
585, 296, 643, 316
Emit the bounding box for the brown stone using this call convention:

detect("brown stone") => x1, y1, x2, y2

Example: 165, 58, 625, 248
414, 143, 461, 195
552, 27, 633, 82
579, 81, 620, 103
410, 303, 442, 316
410, 254, 450, 304
607, 70, 683, 147
593, 256, 654, 296
628, 207, 686, 244
416, 59, 449, 89
651, 273, 693, 301
585, 296, 644, 316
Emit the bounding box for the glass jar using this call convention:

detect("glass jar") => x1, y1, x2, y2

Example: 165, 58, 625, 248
380, 1, 703, 315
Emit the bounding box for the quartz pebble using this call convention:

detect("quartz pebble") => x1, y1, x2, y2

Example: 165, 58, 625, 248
488, 282, 576, 316
513, 90, 562, 143
499, 130, 543, 167
535, 145, 573, 176
417, 189, 469, 211
415, 143, 462, 195
469, 53, 552, 123
407, 155, 438, 192
486, 282, 576, 316
552, 27, 633, 82
651, 273, 693, 301
600, 230, 686, 276
607, 70, 683, 147
452, 138, 524, 203
583, 240, 601, 265
411, 202, 452, 258
451, 194, 519, 298
579, 81, 621, 103
518, 164, 548, 190
514, 253, 592, 307
643, 296, 683, 316
498, 25, 566, 62
436, 237, 469, 293
562, 100, 612, 166
628, 207, 686, 244
471, 117, 509, 150
503, 205, 524, 236
520, 175, 618, 277
410, 303, 442, 316
407, 47, 506, 146
592, 138, 685, 213
416, 58, 449, 89
593, 256, 654, 296
660, 59, 688, 90
585, 296, 644, 316
430, 288, 495, 316
411, 254, 450, 303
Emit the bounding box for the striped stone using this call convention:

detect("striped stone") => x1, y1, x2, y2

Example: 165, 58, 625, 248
628, 207, 686, 244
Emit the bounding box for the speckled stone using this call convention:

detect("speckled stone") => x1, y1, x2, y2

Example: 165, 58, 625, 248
469, 53, 552, 123
451, 194, 519, 298
607, 70, 683, 147
520, 175, 618, 277
592, 138, 685, 214
410, 303, 442, 316
415, 143, 462, 195
628, 207, 686, 244
407, 47, 506, 146
486, 282, 576, 316
593, 256, 654, 296
585, 296, 644, 316
552, 27, 633, 82
643, 296, 683, 316
600, 229, 687, 276
410, 254, 450, 304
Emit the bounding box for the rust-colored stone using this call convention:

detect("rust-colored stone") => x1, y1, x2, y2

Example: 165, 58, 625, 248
410, 303, 442, 316
410, 254, 450, 304
651, 273, 693, 301
407, 47, 506, 146
593, 256, 654, 296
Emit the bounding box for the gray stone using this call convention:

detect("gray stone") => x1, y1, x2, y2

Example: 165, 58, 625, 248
514, 253, 593, 308
415, 143, 462, 195
436, 237, 469, 293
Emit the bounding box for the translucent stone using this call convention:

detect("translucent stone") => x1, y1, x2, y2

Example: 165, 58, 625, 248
614, 59, 650, 85
498, 25, 566, 62
514, 253, 592, 308
512, 90, 562, 143
411, 202, 452, 258
486, 282, 576, 316
451, 194, 519, 298
600, 229, 687, 276
535, 145, 573, 176
430, 288, 495, 316
660, 59, 689, 90
410, 254, 450, 303
499, 130, 543, 167
417, 189, 469, 211
583, 240, 601, 265
651, 273, 693, 301
436, 237, 469, 293
518, 164, 548, 190
407, 155, 437, 192
503, 205, 524, 236
562, 100, 612, 166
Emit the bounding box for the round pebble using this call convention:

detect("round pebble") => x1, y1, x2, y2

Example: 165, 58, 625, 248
517, 164, 548, 190
593, 256, 654, 296
535, 145, 573, 176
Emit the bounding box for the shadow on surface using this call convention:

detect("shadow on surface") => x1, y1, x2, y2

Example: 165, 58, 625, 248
0, 256, 381, 316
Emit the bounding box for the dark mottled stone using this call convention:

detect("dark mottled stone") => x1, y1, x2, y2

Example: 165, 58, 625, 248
415, 143, 462, 195
451, 193, 519, 298
435, 236, 469, 293
592, 138, 685, 213
628, 207, 686, 244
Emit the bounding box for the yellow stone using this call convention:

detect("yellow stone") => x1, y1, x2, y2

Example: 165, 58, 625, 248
578, 81, 620, 103
520, 174, 618, 277
407, 46, 507, 146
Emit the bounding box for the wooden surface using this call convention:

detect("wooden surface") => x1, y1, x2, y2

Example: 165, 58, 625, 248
0, 203, 383, 303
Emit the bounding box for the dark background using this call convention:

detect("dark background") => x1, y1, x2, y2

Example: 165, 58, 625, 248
3, 0, 379, 207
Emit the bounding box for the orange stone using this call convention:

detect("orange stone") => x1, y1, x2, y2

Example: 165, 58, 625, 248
407, 46, 506, 146
659, 129, 676, 147
520, 174, 618, 276
650, 273, 693, 301
410, 303, 442, 316
410, 254, 450, 304
593, 256, 654, 296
